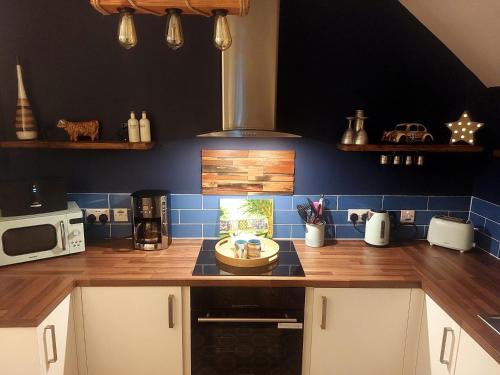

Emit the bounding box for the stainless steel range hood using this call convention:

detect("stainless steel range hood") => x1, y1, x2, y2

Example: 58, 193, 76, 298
198, 0, 300, 138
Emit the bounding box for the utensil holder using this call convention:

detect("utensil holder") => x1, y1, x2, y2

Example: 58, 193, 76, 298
305, 222, 325, 247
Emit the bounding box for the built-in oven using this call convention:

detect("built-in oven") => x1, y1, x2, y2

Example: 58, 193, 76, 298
0, 201, 85, 267
191, 287, 305, 375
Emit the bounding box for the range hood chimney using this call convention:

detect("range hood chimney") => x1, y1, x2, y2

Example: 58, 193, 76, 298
198, 0, 300, 138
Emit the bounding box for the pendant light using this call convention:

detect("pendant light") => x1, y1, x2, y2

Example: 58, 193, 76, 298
117, 7, 137, 49
165, 8, 184, 50
212, 9, 232, 51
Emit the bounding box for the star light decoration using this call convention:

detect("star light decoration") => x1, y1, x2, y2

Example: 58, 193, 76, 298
446, 111, 484, 145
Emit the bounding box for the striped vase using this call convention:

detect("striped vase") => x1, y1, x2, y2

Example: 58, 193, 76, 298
15, 64, 38, 140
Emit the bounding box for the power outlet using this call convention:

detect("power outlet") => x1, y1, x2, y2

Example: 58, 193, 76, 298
86, 209, 110, 224
348, 209, 370, 223
400, 210, 415, 224
113, 208, 129, 222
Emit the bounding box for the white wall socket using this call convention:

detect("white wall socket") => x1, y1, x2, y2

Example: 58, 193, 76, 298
113, 208, 129, 222
400, 210, 416, 224
85, 209, 110, 223
347, 209, 370, 223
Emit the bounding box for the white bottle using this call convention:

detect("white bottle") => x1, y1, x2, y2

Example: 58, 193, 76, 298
139, 111, 151, 142
127, 111, 140, 142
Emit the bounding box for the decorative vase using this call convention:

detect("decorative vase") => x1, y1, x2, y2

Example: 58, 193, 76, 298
15, 62, 38, 140
305, 222, 325, 247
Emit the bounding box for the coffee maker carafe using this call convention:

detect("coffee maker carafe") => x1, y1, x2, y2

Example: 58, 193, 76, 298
131, 190, 170, 250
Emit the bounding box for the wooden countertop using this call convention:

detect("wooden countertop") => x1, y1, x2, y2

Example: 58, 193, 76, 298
0, 239, 498, 363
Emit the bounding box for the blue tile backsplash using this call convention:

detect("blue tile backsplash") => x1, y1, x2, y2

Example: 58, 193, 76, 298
68, 193, 499, 260
470, 197, 500, 258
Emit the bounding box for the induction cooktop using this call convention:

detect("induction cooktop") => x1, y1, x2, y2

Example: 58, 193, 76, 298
192, 239, 305, 277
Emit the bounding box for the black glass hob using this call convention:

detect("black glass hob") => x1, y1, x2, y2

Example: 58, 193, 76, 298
192, 239, 305, 277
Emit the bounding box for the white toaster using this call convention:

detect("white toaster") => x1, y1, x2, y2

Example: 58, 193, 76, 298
427, 215, 474, 252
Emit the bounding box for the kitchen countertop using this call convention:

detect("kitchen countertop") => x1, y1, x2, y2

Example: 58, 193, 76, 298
0, 239, 498, 363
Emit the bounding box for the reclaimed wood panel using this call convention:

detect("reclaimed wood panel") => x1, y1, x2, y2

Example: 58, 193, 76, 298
201, 149, 295, 195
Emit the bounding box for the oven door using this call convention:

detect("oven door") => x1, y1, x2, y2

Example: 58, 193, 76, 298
191, 312, 304, 375
0, 214, 68, 266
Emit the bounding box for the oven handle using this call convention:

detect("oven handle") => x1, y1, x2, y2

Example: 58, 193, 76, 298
197, 317, 298, 323
59, 221, 67, 251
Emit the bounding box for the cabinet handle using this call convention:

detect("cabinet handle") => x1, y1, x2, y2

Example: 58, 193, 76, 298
321, 296, 327, 330
44, 325, 58, 365
59, 221, 67, 251
168, 294, 174, 328
439, 327, 454, 365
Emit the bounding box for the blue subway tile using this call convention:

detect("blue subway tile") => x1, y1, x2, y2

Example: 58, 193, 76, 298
202, 195, 221, 209
323, 210, 348, 225
171, 194, 202, 209
170, 210, 180, 224
383, 196, 428, 210
338, 195, 382, 210
275, 210, 303, 225
428, 196, 471, 211
274, 196, 293, 210
325, 225, 335, 238
293, 195, 321, 208
323, 196, 337, 210
414, 211, 447, 225
273, 225, 291, 238
180, 210, 219, 224
291, 225, 306, 238
111, 224, 132, 239
471, 198, 500, 224
475, 232, 500, 257
109, 194, 131, 208
335, 225, 365, 239
485, 220, 500, 241
68, 193, 108, 208
469, 212, 486, 231
171, 224, 203, 238
203, 224, 219, 238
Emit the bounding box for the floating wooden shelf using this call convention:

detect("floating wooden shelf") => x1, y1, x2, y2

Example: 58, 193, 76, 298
90, 0, 249, 16
0, 140, 155, 150
336, 143, 484, 153
494, 149, 500, 157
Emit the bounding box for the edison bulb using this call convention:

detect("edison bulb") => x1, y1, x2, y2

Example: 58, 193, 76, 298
117, 8, 137, 49
165, 8, 184, 50
213, 9, 232, 50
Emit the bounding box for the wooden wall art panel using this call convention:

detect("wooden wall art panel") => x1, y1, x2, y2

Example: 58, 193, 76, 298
201, 150, 295, 195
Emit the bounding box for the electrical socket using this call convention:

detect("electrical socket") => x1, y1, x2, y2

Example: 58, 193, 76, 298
113, 208, 129, 222
85, 209, 110, 223
348, 209, 370, 223
400, 210, 415, 224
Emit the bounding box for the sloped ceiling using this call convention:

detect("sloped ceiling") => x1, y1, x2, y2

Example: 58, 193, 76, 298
400, 0, 500, 88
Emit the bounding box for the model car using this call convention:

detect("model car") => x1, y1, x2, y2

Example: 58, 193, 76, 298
382, 123, 434, 143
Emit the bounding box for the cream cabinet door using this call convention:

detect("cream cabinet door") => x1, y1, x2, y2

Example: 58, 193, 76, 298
309, 288, 411, 375
416, 295, 461, 375
81, 287, 183, 375
454, 329, 500, 375
0, 293, 71, 375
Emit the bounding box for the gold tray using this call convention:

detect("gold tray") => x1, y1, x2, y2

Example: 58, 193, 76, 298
215, 238, 280, 268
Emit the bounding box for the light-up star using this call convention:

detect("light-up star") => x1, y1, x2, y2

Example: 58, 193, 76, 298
446, 111, 484, 145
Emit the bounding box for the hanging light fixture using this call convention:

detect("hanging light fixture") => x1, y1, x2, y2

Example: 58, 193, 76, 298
212, 9, 232, 51
117, 7, 137, 49
164, 8, 184, 50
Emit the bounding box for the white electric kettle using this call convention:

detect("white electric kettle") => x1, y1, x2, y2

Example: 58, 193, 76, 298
365, 210, 390, 247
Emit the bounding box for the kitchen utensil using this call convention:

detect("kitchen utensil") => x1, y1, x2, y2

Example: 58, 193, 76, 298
365, 210, 390, 247
380, 155, 390, 165
247, 239, 262, 258
234, 239, 248, 258
353, 109, 369, 145
215, 238, 279, 268
297, 204, 308, 222
340, 117, 355, 144
417, 155, 424, 166
427, 215, 473, 252
393, 155, 401, 165
405, 155, 413, 166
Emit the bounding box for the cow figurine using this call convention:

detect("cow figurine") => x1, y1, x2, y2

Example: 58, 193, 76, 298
57, 119, 100, 141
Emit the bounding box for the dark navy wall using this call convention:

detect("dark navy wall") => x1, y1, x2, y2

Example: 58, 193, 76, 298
0, 0, 496, 196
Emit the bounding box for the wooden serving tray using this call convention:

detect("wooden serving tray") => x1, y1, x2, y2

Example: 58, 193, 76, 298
215, 238, 280, 268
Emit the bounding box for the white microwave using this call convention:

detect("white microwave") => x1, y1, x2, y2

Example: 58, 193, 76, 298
0, 201, 85, 267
